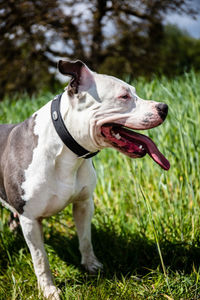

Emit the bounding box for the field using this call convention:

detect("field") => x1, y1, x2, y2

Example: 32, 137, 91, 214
0, 71, 200, 299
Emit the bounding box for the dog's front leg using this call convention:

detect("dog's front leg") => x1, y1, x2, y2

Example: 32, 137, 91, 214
73, 198, 103, 274
19, 215, 60, 300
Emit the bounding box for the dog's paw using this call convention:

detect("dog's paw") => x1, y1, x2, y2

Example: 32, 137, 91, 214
82, 256, 103, 274
41, 285, 61, 300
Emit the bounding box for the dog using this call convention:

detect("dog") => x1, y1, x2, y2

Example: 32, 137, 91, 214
0, 60, 170, 299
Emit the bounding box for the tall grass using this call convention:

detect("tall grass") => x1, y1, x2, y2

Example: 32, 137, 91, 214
0, 71, 200, 299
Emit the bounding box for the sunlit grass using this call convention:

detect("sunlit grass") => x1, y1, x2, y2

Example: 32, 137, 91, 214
0, 71, 200, 299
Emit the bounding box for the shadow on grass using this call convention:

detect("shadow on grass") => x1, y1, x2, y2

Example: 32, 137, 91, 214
1, 218, 200, 280
45, 224, 200, 279
0, 224, 26, 271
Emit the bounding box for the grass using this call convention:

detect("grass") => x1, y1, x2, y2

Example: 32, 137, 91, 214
0, 70, 200, 299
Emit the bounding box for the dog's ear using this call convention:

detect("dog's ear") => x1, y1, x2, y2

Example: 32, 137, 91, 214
58, 60, 94, 95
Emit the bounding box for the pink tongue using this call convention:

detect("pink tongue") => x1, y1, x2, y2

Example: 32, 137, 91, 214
119, 129, 170, 170
145, 138, 170, 170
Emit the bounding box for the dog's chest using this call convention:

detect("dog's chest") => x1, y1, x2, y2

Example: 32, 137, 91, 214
22, 153, 91, 218
20, 119, 94, 218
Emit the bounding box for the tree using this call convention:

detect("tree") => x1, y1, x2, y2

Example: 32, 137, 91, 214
0, 0, 83, 97
159, 25, 200, 76
0, 0, 197, 98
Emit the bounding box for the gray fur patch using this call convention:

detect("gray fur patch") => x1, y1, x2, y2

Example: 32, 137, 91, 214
0, 115, 38, 214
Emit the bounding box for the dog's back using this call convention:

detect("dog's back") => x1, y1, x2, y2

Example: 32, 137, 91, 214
0, 123, 17, 154
0, 117, 38, 213
0, 123, 18, 201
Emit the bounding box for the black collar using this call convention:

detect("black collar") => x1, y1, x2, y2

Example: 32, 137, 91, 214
51, 94, 99, 159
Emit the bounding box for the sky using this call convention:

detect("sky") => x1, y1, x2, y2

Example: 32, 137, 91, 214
165, 0, 200, 38
165, 13, 200, 39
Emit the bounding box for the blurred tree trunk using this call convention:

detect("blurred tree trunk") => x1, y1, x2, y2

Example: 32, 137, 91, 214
90, 0, 107, 68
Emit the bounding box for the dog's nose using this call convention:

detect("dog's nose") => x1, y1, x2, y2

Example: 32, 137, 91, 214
156, 103, 168, 121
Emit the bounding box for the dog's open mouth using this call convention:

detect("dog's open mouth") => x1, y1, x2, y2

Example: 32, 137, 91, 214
101, 124, 170, 170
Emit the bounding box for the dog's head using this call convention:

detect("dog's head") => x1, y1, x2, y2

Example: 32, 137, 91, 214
58, 60, 170, 170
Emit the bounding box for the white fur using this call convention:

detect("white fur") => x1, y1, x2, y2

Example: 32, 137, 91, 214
13, 68, 165, 299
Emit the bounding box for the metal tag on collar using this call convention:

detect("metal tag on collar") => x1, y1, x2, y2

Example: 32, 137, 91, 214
52, 110, 58, 121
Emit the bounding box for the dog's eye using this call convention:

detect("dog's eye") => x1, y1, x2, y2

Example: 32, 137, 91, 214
121, 94, 129, 100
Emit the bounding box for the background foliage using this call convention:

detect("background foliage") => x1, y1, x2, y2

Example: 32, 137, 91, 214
0, 0, 200, 98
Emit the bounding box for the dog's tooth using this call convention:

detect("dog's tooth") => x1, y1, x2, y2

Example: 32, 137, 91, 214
139, 145, 143, 149
113, 133, 121, 140
111, 130, 121, 140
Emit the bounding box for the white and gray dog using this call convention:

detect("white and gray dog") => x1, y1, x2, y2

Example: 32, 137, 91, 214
0, 60, 170, 299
